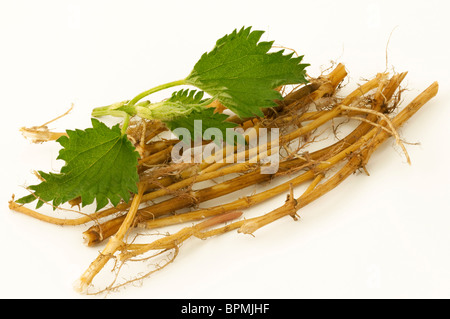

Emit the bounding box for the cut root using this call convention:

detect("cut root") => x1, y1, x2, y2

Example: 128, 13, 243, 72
9, 63, 439, 295
20, 104, 73, 143
340, 105, 411, 164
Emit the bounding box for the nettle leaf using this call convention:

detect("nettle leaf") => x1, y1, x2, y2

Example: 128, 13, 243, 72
167, 88, 205, 105
16, 118, 140, 211
185, 26, 309, 118
163, 89, 238, 143
142, 89, 207, 122
165, 107, 238, 143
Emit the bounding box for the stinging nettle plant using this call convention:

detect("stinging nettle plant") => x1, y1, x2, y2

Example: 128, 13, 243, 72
10, 25, 439, 294
16, 26, 309, 212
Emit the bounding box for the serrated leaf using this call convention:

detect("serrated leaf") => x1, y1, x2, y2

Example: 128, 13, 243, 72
163, 89, 238, 143
165, 107, 238, 143
142, 89, 207, 122
16, 118, 140, 211
167, 88, 205, 105
185, 26, 309, 118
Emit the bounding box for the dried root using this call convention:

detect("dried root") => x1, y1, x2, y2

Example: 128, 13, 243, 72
19, 104, 73, 143
9, 63, 439, 294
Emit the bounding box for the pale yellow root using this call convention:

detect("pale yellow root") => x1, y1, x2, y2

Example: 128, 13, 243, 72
20, 104, 73, 143
73, 183, 145, 294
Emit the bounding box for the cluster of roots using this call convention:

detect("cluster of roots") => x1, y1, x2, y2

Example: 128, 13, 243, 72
9, 63, 438, 295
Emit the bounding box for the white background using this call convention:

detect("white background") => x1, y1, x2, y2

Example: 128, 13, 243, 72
1, 0, 449, 299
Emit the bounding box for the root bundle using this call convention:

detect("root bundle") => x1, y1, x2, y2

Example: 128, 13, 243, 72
9, 63, 439, 295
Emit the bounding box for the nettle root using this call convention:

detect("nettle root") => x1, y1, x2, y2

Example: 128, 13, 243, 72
9, 64, 438, 294
20, 104, 73, 143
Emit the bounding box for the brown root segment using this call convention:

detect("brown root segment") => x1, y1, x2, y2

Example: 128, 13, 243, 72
9, 63, 438, 294
19, 104, 73, 143
198, 81, 438, 239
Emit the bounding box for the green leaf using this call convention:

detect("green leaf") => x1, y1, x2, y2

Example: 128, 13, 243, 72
16, 118, 140, 211
167, 88, 206, 105
185, 26, 309, 118
163, 89, 238, 143
136, 89, 207, 122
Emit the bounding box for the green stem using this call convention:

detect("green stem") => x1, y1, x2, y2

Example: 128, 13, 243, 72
91, 108, 130, 135
121, 114, 131, 135
92, 79, 187, 133
91, 109, 127, 118
127, 79, 187, 107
